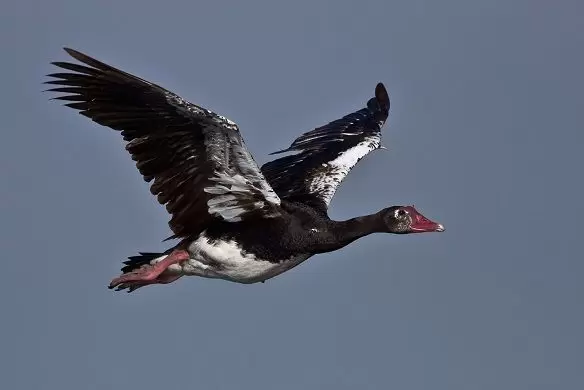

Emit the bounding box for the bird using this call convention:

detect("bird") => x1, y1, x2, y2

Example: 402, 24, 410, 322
45, 48, 445, 292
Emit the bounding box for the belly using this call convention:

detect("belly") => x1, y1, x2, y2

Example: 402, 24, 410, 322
176, 234, 311, 284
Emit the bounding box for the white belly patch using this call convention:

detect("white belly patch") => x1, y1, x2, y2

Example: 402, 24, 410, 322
168, 233, 311, 284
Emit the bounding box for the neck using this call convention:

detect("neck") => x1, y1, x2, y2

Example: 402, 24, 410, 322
318, 212, 384, 253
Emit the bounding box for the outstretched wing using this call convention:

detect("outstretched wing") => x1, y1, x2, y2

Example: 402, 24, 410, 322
261, 83, 390, 212
46, 48, 281, 238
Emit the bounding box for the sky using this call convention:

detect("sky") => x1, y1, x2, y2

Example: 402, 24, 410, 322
1, 0, 583, 389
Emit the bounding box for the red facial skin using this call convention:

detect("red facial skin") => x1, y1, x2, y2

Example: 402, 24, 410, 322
403, 206, 445, 233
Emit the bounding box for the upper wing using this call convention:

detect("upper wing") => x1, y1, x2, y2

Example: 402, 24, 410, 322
46, 48, 281, 238
261, 83, 390, 212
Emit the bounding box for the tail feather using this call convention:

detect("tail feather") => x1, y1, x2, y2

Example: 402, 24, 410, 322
121, 250, 171, 273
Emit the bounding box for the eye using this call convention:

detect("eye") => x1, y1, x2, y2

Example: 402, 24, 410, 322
394, 209, 407, 218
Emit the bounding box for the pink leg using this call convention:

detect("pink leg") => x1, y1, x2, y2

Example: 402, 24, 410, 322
108, 249, 189, 291
117, 273, 185, 293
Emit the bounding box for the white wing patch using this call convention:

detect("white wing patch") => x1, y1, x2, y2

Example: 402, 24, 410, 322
205, 172, 280, 221
167, 92, 281, 223
307, 136, 381, 206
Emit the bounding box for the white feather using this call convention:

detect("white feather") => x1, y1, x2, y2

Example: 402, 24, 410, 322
176, 233, 311, 284
308, 136, 380, 205
204, 172, 281, 222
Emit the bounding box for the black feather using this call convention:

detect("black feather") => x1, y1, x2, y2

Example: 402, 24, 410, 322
46, 47, 282, 238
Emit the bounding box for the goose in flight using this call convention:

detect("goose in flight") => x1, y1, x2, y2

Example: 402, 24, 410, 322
45, 48, 444, 292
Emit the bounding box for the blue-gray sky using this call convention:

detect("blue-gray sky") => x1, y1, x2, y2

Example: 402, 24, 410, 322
1, 1, 583, 389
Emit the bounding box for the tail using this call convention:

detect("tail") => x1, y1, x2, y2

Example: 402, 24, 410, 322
109, 249, 181, 293
121, 249, 172, 273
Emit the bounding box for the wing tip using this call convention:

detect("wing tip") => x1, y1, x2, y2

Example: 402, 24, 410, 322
63, 47, 83, 60
375, 82, 390, 112
60, 47, 107, 70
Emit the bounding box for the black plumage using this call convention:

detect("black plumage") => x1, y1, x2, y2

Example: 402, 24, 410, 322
45, 48, 443, 291
46, 48, 281, 239
261, 83, 389, 212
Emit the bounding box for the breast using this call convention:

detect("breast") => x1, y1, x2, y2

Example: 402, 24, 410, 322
185, 233, 312, 284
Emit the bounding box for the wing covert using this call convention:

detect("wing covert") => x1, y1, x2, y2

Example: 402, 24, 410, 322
261, 83, 389, 211
46, 48, 280, 238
